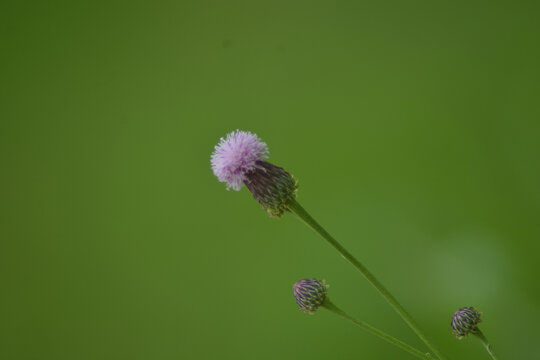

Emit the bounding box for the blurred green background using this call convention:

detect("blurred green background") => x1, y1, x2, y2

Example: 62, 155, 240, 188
1, 1, 539, 359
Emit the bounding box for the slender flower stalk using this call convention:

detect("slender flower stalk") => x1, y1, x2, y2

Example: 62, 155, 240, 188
323, 300, 434, 360
474, 330, 499, 360
292, 279, 434, 360
288, 199, 447, 360
451, 307, 499, 360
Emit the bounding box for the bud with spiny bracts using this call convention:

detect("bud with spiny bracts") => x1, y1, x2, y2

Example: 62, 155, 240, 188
293, 279, 328, 314
211, 130, 297, 217
451, 307, 482, 339
244, 160, 297, 217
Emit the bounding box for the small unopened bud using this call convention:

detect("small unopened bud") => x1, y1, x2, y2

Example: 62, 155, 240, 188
293, 279, 328, 314
451, 307, 482, 339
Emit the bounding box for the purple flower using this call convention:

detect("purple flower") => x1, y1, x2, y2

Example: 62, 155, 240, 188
211, 130, 297, 217
451, 307, 482, 339
293, 279, 328, 314
211, 130, 269, 191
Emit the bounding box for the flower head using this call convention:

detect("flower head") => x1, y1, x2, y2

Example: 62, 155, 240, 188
211, 130, 298, 217
293, 279, 328, 314
451, 307, 482, 339
211, 130, 268, 191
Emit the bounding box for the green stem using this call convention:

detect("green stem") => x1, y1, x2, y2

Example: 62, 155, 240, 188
288, 199, 447, 360
323, 299, 434, 360
474, 330, 499, 360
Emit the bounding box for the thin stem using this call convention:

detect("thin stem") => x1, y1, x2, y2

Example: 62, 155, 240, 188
288, 199, 447, 360
474, 330, 499, 360
323, 300, 434, 360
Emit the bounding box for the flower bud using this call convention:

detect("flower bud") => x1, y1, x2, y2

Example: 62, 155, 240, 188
451, 307, 482, 339
244, 160, 297, 217
293, 279, 328, 314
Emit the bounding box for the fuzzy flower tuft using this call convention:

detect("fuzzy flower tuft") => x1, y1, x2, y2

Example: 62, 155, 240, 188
211, 130, 269, 191
211, 130, 298, 217
293, 279, 328, 314
451, 307, 482, 339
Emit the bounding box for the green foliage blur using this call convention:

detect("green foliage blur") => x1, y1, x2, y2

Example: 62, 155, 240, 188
1, 1, 539, 359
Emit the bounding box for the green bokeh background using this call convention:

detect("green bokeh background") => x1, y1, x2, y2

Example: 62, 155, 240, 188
2, 1, 539, 359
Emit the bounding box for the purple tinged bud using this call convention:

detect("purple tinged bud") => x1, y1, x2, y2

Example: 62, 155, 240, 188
451, 307, 482, 339
211, 130, 297, 217
244, 160, 297, 217
293, 279, 328, 314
